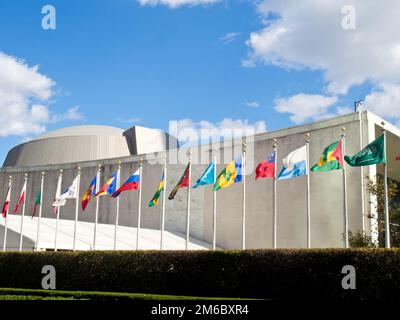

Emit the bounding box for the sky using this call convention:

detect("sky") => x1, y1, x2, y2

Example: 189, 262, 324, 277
1, 0, 399, 164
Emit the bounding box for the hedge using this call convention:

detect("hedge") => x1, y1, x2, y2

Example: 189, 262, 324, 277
0, 249, 399, 300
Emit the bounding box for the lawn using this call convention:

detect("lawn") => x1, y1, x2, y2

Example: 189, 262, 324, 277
0, 288, 246, 301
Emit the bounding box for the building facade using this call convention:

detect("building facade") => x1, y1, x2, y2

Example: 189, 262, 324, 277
1, 111, 399, 250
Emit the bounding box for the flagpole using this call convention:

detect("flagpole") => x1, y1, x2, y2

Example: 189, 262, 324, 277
341, 128, 349, 248
35, 172, 45, 252
305, 133, 311, 249
54, 169, 63, 252
3, 176, 12, 252
114, 161, 121, 250
73, 167, 81, 251
382, 122, 391, 248
18, 173, 28, 252
359, 111, 366, 233
93, 165, 101, 250
160, 156, 167, 250
212, 148, 217, 250
136, 159, 143, 250
185, 151, 192, 250
242, 143, 247, 250
273, 139, 278, 249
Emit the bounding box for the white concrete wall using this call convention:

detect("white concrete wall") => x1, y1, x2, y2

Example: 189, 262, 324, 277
1, 112, 399, 249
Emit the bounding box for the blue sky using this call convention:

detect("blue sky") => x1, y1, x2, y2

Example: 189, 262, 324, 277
0, 0, 398, 164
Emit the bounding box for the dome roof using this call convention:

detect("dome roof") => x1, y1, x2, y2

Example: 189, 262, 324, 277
32, 125, 125, 141
3, 125, 131, 167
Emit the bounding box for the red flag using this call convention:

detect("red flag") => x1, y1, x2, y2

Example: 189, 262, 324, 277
255, 152, 276, 180
168, 163, 190, 200
14, 181, 26, 215
1, 186, 11, 218
396, 152, 400, 161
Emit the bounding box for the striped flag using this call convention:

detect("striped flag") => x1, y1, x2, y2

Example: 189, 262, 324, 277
14, 181, 27, 215
1, 186, 11, 218
95, 172, 118, 197
168, 163, 190, 200
32, 190, 41, 218
112, 169, 140, 198
213, 156, 242, 191
81, 176, 97, 210
149, 173, 164, 207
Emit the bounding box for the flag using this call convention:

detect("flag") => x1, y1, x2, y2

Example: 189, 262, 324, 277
13, 181, 27, 215
1, 186, 11, 218
345, 134, 386, 167
112, 169, 140, 198
148, 173, 164, 207
168, 163, 190, 200
81, 176, 97, 210
32, 190, 41, 218
234, 155, 243, 183
213, 156, 242, 191
95, 172, 118, 197
193, 162, 215, 188
53, 175, 79, 206
278, 145, 308, 180
52, 175, 62, 215
311, 140, 343, 172
396, 152, 400, 161
255, 152, 275, 180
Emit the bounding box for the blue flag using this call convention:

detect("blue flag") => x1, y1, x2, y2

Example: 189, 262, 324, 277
234, 155, 243, 183
193, 162, 215, 188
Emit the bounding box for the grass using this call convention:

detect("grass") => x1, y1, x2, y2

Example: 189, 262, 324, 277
0, 288, 248, 301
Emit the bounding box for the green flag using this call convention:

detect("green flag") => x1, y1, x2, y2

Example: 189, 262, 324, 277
32, 190, 41, 218
344, 134, 386, 167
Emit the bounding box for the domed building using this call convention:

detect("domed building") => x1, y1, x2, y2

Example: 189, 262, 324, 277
3, 125, 178, 167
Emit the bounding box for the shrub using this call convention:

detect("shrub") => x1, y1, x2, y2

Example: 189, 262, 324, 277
0, 249, 399, 300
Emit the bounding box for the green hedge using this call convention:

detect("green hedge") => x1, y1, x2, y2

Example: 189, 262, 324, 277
0, 249, 399, 300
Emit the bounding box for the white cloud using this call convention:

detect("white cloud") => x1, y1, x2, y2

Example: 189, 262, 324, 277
274, 94, 338, 124
245, 0, 400, 95
171, 118, 267, 146
0, 52, 54, 137
0, 52, 84, 138
137, 0, 219, 8
117, 117, 142, 124
245, 101, 260, 108
364, 83, 400, 125
50, 106, 85, 123
220, 32, 241, 45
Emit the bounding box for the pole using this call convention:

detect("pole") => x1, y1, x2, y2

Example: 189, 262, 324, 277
341, 128, 349, 248
18, 173, 28, 252
73, 168, 81, 251
212, 148, 217, 250
54, 170, 63, 252
35, 172, 45, 252
3, 176, 12, 252
242, 143, 247, 250
382, 124, 391, 248
93, 165, 101, 250
114, 161, 121, 250
160, 156, 167, 250
359, 111, 366, 233
273, 140, 278, 249
185, 151, 192, 250
136, 160, 143, 250
305, 134, 311, 249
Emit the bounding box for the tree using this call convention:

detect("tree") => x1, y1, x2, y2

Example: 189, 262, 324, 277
365, 174, 400, 247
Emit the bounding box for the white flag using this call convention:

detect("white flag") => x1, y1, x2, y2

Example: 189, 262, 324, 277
53, 176, 79, 207
52, 175, 64, 209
